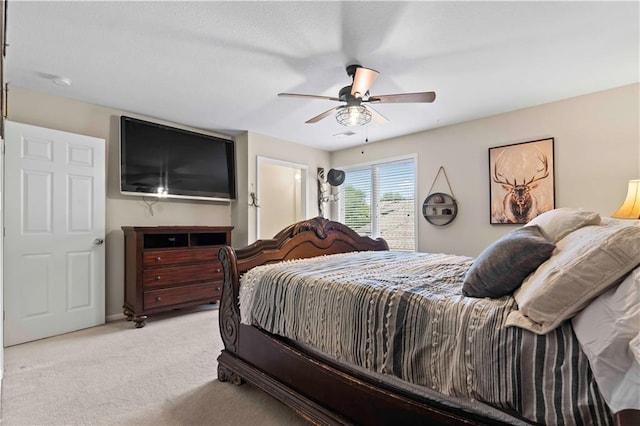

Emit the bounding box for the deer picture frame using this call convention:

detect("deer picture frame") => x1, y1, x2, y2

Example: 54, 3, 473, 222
489, 138, 555, 224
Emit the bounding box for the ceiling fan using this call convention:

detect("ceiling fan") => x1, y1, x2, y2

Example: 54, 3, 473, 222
278, 64, 436, 127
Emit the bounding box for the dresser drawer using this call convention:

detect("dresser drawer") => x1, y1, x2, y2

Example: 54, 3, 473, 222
211, 283, 223, 299
143, 263, 221, 288
143, 248, 218, 267
144, 282, 218, 310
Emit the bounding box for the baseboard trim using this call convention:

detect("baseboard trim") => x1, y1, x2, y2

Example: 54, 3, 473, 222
105, 304, 219, 324
106, 313, 126, 322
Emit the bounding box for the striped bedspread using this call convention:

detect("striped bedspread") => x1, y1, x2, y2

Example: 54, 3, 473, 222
239, 251, 612, 425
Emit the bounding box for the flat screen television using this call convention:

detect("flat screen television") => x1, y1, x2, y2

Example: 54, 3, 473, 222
120, 116, 236, 202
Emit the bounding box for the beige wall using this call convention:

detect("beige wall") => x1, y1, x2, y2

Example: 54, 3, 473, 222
230, 132, 249, 247
6, 84, 638, 318
6, 86, 329, 317
239, 131, 330, 246
332, 83, 640, 257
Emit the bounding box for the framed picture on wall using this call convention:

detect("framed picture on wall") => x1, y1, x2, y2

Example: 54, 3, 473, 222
489, 138, 555, 224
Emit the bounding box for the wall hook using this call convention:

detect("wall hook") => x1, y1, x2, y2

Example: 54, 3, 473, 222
249, 191, 260, 208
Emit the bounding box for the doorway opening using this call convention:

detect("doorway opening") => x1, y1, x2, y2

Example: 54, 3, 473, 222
256, 157, 307, 239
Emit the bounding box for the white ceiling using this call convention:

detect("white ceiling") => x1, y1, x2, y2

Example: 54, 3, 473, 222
5, 1, 639, 151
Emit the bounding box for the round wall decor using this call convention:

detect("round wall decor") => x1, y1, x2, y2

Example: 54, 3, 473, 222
422, 192, 457, 226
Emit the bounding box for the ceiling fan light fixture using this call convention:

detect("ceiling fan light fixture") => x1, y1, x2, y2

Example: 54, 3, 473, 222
336, 105, 371, 127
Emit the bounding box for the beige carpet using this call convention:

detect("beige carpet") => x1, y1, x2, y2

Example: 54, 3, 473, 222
1, 306, 308, 425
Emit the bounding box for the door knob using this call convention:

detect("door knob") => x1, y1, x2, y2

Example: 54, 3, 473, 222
94, 238, 104, 245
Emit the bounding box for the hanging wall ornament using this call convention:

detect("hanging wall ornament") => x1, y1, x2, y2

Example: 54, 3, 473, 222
423, 166, 458, 226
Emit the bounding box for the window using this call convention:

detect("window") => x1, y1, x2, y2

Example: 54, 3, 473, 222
337, 157, 416, 251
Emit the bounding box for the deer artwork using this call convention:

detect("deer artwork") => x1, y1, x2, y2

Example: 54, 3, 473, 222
492, 148, 550, 223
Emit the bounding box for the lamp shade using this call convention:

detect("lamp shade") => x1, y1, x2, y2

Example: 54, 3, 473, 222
612, 179, 640, 219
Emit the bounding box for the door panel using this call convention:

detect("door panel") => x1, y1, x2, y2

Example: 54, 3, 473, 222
4, 121, 105, 346
67, 251, 93, 310
21, 253, 52, 317
23, 170, 53, 232
68, 175, 94, 232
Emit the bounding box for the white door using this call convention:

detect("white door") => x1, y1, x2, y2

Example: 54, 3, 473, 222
4, 121, 105, 346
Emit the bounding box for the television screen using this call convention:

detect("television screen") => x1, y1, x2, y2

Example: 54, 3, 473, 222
120, 116, 236, 201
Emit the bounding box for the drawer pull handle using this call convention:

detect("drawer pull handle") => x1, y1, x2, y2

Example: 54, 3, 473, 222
216, 287, 221, 292
155, 256, 161, 262
216, 268, 221, 273
155, 296, 162, 302
155, 276, 161, 281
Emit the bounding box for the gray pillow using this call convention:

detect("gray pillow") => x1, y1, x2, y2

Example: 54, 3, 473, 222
462, 225, 555, 298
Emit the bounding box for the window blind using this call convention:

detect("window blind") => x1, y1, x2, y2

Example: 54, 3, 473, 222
338, 158, 416, 251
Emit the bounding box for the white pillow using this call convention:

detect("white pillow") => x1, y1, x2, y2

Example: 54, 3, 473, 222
601, 216, 640, 228
506, 223, 640, 334
572, 267, 640, 413
524, 207, 601, 242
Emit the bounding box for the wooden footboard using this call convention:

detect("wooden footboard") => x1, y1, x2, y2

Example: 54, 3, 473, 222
217, 217, 388, 354
216, 217, 513, 425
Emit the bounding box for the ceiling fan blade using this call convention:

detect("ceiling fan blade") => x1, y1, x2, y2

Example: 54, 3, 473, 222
363, 105, 389, 124
278, 93, 340, 102
351, 67, 379, 99
367, 91, 436, 104
306, 106, 340, 124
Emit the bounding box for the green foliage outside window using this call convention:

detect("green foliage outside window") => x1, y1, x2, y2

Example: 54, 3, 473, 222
380, 192, 405, 201
343, 185, 370, 229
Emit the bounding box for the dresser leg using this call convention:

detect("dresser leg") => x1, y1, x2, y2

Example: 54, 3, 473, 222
123, 307, 134, 321
133, 315, 147, 328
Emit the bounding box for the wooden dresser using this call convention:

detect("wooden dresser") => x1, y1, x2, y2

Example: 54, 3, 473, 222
122, 225, 233, 328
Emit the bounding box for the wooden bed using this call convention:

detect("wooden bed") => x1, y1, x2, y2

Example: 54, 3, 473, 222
217, 217, 518, 425
216, 217, 635, 425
